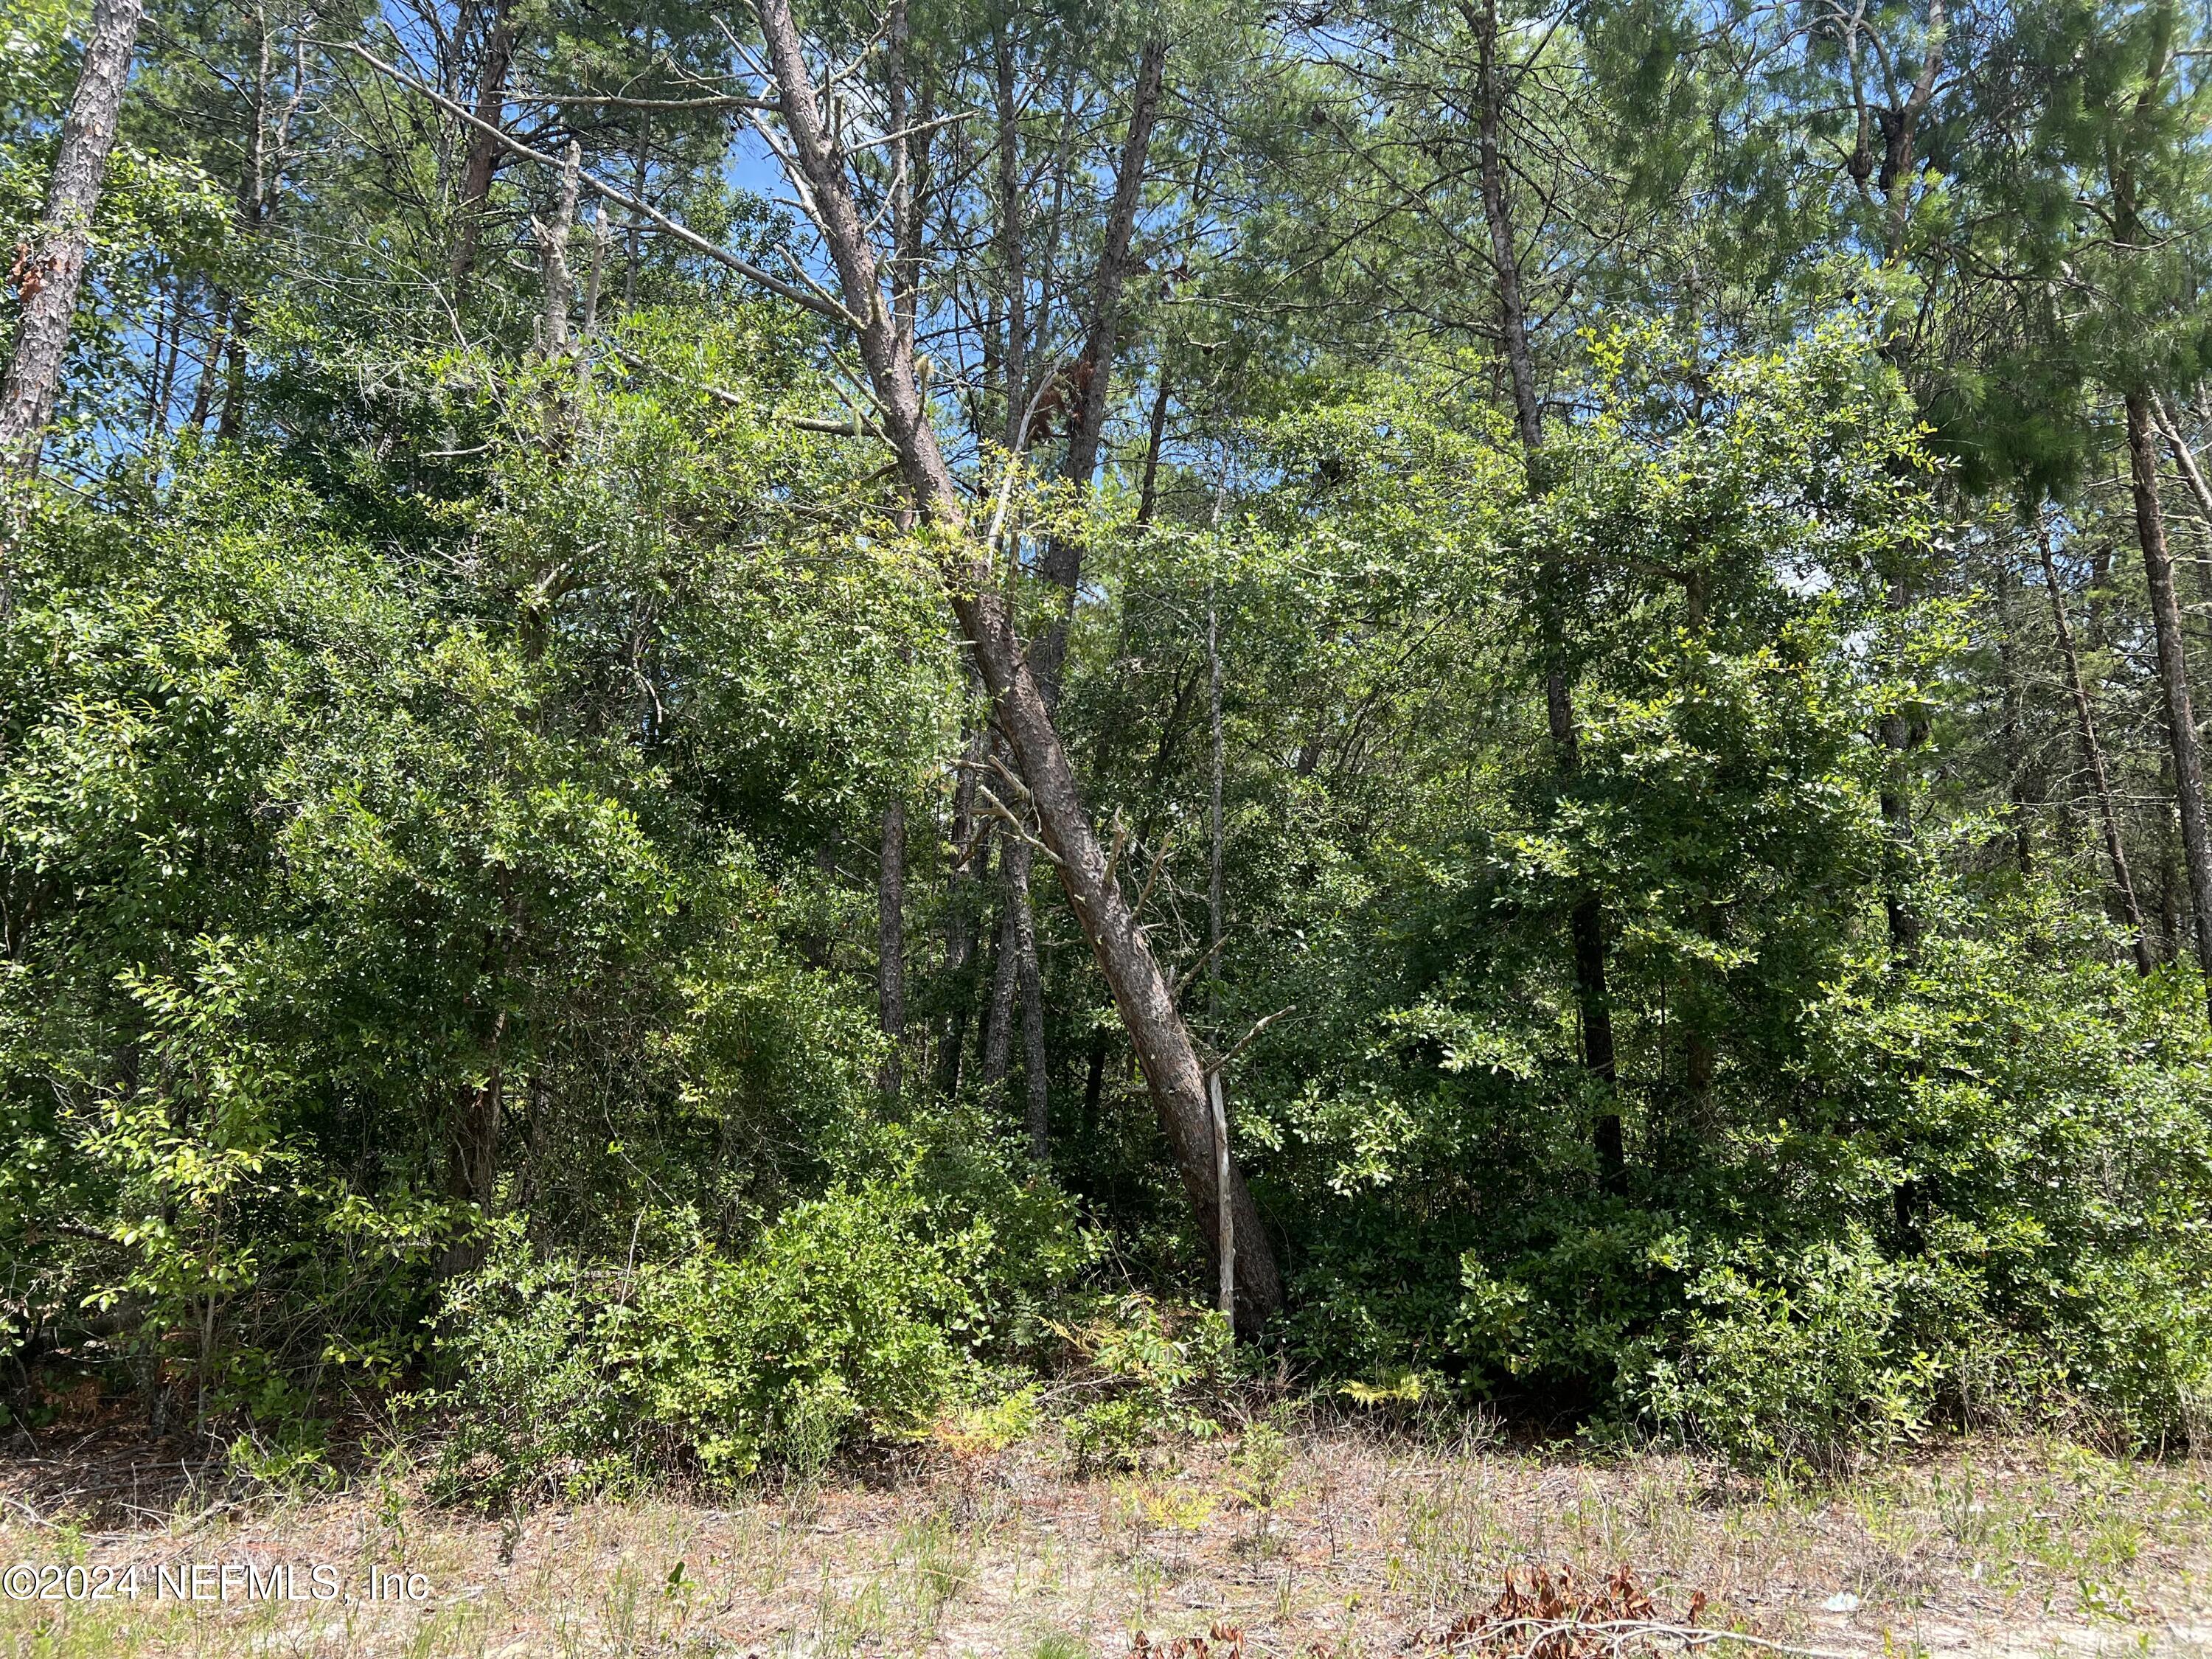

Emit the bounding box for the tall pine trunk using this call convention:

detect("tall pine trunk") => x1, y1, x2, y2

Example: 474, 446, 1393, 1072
2125, 390, 2212, 1011
2039, 526, 2154, 975
1467, 0, 1623, 1190
0, 0, 145, 479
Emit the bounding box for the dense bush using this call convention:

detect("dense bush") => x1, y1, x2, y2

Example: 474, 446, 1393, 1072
2, 285, 2207, 1480
431, 1124, 1089, 1500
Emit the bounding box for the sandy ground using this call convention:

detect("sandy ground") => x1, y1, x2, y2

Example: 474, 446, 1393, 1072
0, 1422, 2207, 1656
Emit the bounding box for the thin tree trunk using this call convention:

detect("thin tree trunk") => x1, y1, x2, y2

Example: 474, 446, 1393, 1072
992, 33, 1027, 451
1208, 589, 1224, 1023
981, 841, 1020, 1087
1082, 1029, 1107, 1133
1016, 858, 1048, 1157
216, 325, 246, 438
450, 0, 518, 285
1467, 0, 1540, 453
2162, 788, 2186, 962
539, 141, 580, 356
1468, 0, 1621, 1188
577, 210, 607, 395
2126, 389, 2212, 1009
2154, 397, 2212, 604
441, 1003, 507, 1279
0, 0, 145, 479
1996, 557, 2034, 876
1879, 572, 1927, 960
939, 718, 988, 1097
1210, 1072, 1233, 1321
2039, 526, 2154, 975
144, 279, 173, 435
878, 799, 907, 1093
1029, 38, 1168, 700
1136, 362, 1173, 526
759, 0, 1282, 1329
189, 298, 229, 429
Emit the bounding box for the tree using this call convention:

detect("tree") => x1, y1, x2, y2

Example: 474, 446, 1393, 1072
0, 0, 145, 479
754, 0, 1284, 1329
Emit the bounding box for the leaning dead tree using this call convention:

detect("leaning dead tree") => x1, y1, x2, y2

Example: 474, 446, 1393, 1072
753, 0, 1281, 1327
347, 3, 1287, 1328
0, 0, 147, 479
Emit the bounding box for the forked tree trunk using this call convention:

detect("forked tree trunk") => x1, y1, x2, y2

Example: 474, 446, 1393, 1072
759, 0, 1282, 1329
2125, 390, 2212, 1012
2038, 526, 2154, 975
0, 0, 145, 479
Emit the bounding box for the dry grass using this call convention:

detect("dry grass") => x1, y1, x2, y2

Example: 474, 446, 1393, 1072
0, 1422, 2208, 1658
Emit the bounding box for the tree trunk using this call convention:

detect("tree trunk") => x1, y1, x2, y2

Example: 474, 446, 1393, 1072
878, 799, 906, 1093
981, 840, 1020, 1086
1995, 556, 2034, 877
441, 1004, 506, 1279
540, 141, 580, 357
992, 33, 1028, 450
1029, 38, 1169, 699
1136, 362, 1174, 526
2039, 526, 2154, 975
1878, 571, 1928, 960
0, 0, 145, 479
189, 297, 230, 429
1016, 869, 1048, 1158
2126, 389, 2212, 1010
1083, 1029, 1107, 1133
1468, 0, 1541, 454
1208, 586, 1225, 1023
450, 0, 519, 285
938, 719, 988, 1097
2154, 398, 2212, 604
1467, 0, 1621, 1186
759, 0, 1282, 1329
2162, 787, 2186, 963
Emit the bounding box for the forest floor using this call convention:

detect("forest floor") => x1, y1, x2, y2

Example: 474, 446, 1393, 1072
0, 1418, 2207, 1658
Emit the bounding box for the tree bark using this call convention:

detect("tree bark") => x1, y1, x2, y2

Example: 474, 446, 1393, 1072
2039, 525, 2154, 975
539, 141, 580, 356
759, 0, 1282, 1329
1467, 0, 1541, 454
938, 717, 988, 1097
0, 0, 145, 479
450, 0, 519, 285
1016, 860, 1048, 1158
1029, 38, 1168, 699
981, 840, 1020, 1086
2154, 397, 2212, 604
1136, 361, 1174, 526
2126, 389, 2212, 1009
992, 33, 1028, 451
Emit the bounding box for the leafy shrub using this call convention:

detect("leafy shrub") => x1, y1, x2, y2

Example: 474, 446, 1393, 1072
429, 1135, 1088, 1503
1057, 1295, 1237, 1470
1627, 1234, 1941, 1467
